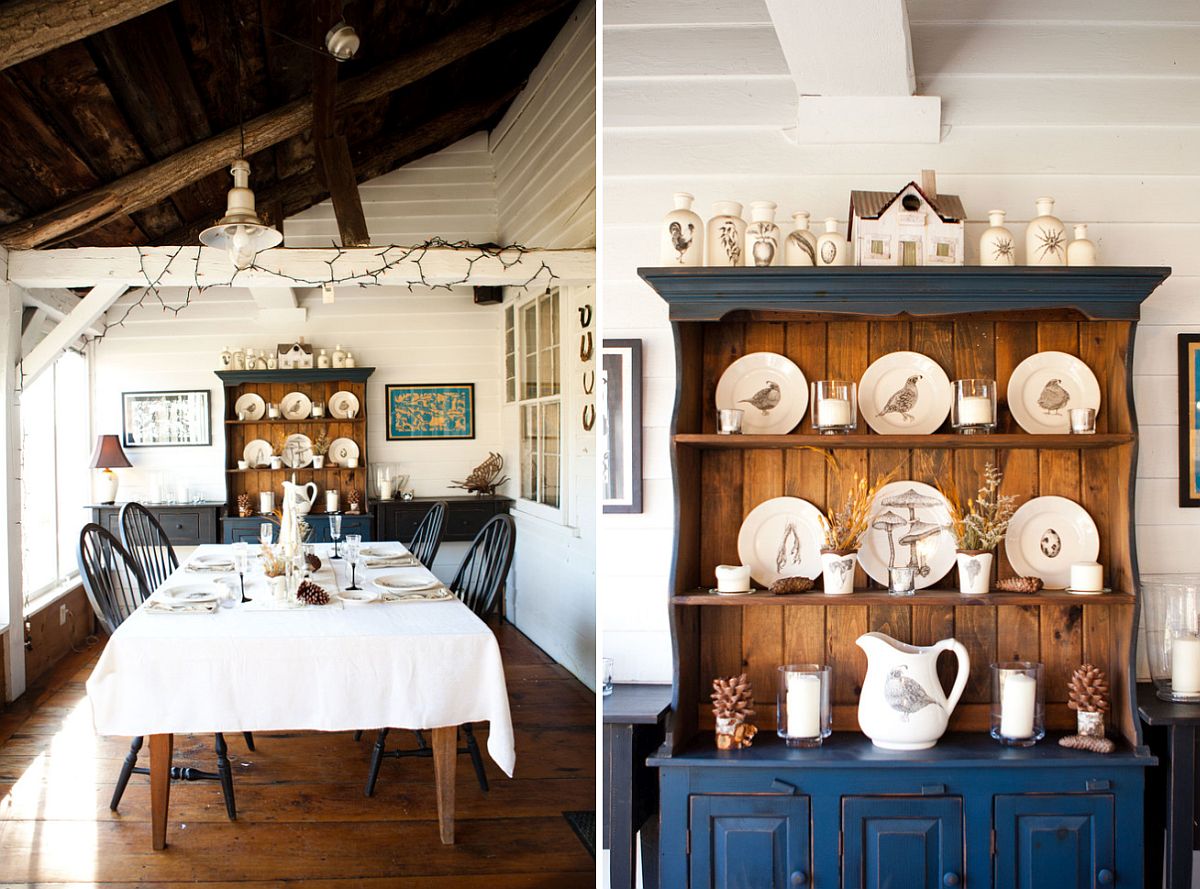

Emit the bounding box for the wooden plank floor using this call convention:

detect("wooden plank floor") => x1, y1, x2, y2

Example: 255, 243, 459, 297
0, 620, 596, 887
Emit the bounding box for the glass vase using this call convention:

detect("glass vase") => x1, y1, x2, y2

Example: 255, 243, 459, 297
990, 662, 1045, 747
776, 664, 832, 748
1143, 575, 1200, 701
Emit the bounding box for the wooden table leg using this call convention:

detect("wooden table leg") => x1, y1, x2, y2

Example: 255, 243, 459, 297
606, 724, 636, 889
1167, 724, 1196, 889
149, 733, 173, 850
431, 726, 456, 845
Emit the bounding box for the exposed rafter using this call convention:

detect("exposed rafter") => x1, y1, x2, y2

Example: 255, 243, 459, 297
20, 282, 126, 385
0, 0, 174, 73
22, 288, 104, 337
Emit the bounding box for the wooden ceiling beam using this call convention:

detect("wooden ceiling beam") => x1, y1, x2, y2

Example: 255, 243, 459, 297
0, 0, 574, 250
0, 0, 174, 73
20, 282, 125, 385
21, 288, 104, 337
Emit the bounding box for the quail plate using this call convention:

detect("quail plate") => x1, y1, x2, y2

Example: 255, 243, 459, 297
1005, 496, 1099, 590
1007, 351, 1100, 435
715, 352, 808, 435
329, 390, 360, 419
859, 351, 952, 436
859, 480, 956, 590
736, 496, 825, 587
280, 391, 313, 420
234, 393, 266, 421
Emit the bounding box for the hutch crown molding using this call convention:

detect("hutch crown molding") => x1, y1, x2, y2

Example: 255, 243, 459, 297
640, 265, 1171, 889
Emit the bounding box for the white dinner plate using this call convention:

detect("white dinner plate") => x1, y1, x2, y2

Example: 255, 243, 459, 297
859, 351, 952, 436
328, 437, 359, 465
1007, 351, 1100, 435
281, 391, 313, 420
715, 352, 808, 435
281, 433, 313, 469
1005, 496, 1099, 589
234, 393, 266, 421
361, 545, 401, 556
329, 390, 360, 419
243, 439, 273, 467
190, 555, 234, 569
736, 496, 825, 587
860, 481, 956, 589
156, 585, 220, 605
373, 575, 441, 592
337, 589, 379, 605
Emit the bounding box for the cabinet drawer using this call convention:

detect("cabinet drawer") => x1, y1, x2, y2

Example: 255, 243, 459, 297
994, 794, 1114, 889
842, 795, 964, 889
154, 511, 205, 544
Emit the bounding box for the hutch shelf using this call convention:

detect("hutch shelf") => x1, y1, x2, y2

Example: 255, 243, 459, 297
216, 368, 375, 543
641, 265, 1171, 889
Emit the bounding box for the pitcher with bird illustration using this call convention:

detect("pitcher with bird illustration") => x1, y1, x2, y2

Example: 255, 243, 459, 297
856, 632, 969, 750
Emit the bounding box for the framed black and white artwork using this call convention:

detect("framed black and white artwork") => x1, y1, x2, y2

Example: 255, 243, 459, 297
601, 339, 643, 514
121, 390, 212, 448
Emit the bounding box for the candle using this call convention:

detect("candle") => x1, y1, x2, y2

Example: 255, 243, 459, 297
1172, 635, 1200, 694
267, 403, 280, 419
325, 490, 339, 513
818, 398, 852, 427
1070, 561, 1103, 592
958, 396, 992, 426
786, 673, 821, 738
715, 564, 751, 593
259, 492, 275, 514
999, 671, 1037, 738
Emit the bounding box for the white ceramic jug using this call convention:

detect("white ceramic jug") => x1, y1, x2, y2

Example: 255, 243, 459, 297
286, 476, 318, 516
856, 632, 969, 750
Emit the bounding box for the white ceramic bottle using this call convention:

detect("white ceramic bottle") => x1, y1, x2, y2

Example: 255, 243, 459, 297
784, 211, 818, 267
332, 344, 346, 368
979, 210, 1016, 266
660, 192, 704, 266
220, 345, 233, 369
1026, 197, 1066, 266
317, 349, 331, 369
1067, 224, 1097, 266
706, 202, 747, 267
744, 201, 780, 267
816, 218, 850, 266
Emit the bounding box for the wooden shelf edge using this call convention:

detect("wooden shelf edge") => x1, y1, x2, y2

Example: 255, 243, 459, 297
225, 418, 365, 425
227, 466, 364, 473
674, 589, 1135, 606
674, 433, 1134, 450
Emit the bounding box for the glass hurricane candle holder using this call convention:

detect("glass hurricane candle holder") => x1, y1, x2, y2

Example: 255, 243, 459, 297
1069, 407, 1096, 434
990, 662, 1045, 746
777, 664, 832, 748
1142, 575, 1200, 701
951, 379, 997, 434
888, 565, 916, 597
811, 380, 857, 434
717, 408, 744, 435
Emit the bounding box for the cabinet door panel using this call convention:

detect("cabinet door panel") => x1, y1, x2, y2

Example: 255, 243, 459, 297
842, 796, 964, 889
994, 794, 1114, 889
690, 794, 810, 889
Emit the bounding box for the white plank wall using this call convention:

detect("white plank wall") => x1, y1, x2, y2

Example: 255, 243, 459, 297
491, 0, 598, 687
600, 0, 1200, 682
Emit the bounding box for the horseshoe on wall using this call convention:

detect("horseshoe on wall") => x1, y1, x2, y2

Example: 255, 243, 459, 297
580, 331, 593, 362
582, 370, 595, 395
582, 403, 596, 431
578, 304, 592, 329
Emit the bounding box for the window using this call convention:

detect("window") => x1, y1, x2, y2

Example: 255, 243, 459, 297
936, 242, 952, 258
503, 305, 516, 403
871, 240, 885, 255
518, 289, 561, 509
20, 350, 91, 604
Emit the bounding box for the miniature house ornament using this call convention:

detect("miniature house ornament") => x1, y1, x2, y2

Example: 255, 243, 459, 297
1026, 197, 1067, 266
849, 175, 965, 266
706, 201, 747, 267
660, 192, 704, 266
744, 201, 780, 267
816, 218, 849, 266
784, 211, 818, 266
979, 210, 1016, 266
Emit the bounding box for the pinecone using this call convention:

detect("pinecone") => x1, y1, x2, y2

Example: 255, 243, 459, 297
996, 576, 1043, 593
711, 674, 756, 722
1067, 664, 1110, 713
346, 489, 362, 514
296, 580, 330, 605
305, 552, 322, 573
237, 493, 252, 517
770, 576, 815, 595
1058, 734, 1115, 754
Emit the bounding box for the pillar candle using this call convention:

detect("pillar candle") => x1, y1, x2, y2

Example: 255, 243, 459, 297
958, 396, 993, 425
715, 564, 751, 593
786, 672, 821, 738
999, 671, 1036, 738
1070, 561, 1103, 592
818, 398, 852, 427
1172, 635, 1200, 694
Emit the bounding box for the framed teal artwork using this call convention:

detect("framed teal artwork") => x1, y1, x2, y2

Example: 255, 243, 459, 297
1180, 335, 1200, 506
385, 383, 475, 441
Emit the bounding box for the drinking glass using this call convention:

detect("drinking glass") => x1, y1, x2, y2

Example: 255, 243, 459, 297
345, 534, 362, 590
260, 522, 274, 547
329, 514, 343, 559
233, 542, 250, 603
602, 657, 614, 696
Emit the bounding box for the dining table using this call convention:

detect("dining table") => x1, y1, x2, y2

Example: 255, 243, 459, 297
85, 540, 515, 850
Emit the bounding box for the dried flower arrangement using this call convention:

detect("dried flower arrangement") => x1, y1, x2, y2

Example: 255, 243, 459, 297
939, 463, 1018, 552
821, 469, 897, 553
312, 428, 330, 457
260, 545, 287, 578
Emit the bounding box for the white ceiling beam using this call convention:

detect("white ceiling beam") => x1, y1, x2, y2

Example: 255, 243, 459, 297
22, 288, 104, 337
20, 308, 47, 359
248, 286, 306, 326
21, 282, 125, 386
7, 246, 595, 290
765, 0, 941, 143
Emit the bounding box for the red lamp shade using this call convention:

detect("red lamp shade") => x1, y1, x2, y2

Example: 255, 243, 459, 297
90, 434, 132, 470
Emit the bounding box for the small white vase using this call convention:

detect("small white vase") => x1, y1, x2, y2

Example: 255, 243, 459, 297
313, 455, 325, 469
1026, 197, 1066, 266
956, 551, 994, 595
706, 201, 747, 267
816, 218, 850, 266
660, 192, 704, 266
784, 211, 818, 267
744, 201, 780, 267
821, 551, 857, 596
1067, 224, 1097, 266
979, 210, 1016, 267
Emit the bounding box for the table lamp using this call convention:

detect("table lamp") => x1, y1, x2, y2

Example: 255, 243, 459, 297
90, 435, 132, 504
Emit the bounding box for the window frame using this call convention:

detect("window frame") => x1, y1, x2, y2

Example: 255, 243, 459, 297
514, 287, 564, 521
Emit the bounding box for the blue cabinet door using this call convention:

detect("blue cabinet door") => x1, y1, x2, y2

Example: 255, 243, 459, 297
994, 794, 1115, 889
689, 794, 811, 889
842, 796, 964, 889
222, 515, 373, 544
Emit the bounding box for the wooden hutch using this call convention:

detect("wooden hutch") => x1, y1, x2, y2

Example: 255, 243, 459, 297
639, 266, 1170, 889
216, 367, 374, 543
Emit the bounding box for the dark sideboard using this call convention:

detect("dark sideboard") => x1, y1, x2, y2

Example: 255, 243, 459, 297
88, 501, 224, 547
374, 495, 513, 545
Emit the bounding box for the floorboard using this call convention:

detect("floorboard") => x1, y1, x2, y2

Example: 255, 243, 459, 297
0, 620, 596, 885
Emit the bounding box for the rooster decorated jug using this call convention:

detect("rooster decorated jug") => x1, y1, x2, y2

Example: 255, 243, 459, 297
856, 632, 969, 750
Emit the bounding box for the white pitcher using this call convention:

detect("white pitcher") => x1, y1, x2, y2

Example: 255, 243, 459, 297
286, 475, 318, 517
856, 632, 969, 750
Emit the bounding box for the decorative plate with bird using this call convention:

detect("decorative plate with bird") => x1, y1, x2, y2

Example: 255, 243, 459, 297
715, 352, 808, 435
859, 351, 952, 435
1006, 351, 1100, 434
1005, 496, 1098, 589
736, 496, 825, 587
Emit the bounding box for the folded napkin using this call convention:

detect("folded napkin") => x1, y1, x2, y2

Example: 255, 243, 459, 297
365, 555, 419, 568
376, 585, 454, 603
144, 598, 218, 615
186, 561, 235, 573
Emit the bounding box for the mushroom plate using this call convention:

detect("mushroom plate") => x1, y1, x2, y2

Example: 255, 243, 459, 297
860, 480, 956, 590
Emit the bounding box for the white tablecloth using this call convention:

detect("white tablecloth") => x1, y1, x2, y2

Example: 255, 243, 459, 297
86, 543, 516, 776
